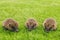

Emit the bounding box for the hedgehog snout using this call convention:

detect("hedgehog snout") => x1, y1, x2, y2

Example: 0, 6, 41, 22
13, 28, 18, 32
15, 29, 19, 32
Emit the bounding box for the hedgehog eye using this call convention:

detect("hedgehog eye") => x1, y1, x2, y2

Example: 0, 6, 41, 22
34, 23, 36, 26
9, 24, 12, 27
12, 27, 14, 28
52, 25, 54, 27
47, 24, 49, 27
12, 26, 16, 29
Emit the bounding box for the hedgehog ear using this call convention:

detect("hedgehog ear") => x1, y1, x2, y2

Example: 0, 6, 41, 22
44, 23, 48, 27
44, 23, 47, 25
26, 23, 29, 28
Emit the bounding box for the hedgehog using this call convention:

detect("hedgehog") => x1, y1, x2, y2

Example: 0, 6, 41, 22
43, 18, 57, 32
25, 18, 38, 31
3, 18, 19, 32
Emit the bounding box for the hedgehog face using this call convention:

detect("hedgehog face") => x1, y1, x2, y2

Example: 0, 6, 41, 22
28, 25, 35, 31
44, 23, 53, 32
9, 24, 18, 32
26, 19, 37, 31
11, 26, 18, 32
27, 22, 35, 31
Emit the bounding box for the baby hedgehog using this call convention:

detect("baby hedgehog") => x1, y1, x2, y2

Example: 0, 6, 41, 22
43, 18, 57, 32
25, 18, 38, 31
3, 18, 18, 32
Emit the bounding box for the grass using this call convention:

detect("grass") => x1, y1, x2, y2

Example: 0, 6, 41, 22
0, 0, 60, 40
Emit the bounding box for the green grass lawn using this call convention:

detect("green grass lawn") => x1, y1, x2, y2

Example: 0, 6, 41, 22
0, 0, 60, 40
